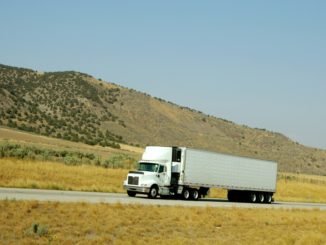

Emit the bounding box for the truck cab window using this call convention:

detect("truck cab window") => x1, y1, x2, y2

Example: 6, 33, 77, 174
158, 165, 165, 173
138, 162, 159, 172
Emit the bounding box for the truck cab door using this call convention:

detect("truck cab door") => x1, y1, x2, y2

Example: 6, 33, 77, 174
158, 165, 170, 186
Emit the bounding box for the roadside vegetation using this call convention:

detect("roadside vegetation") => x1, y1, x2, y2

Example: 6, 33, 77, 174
0, 158, 127, 193
275, 173, 326, 203
1, 158, 326, 203
0, 142, 137, 169
0, 200, 325, 244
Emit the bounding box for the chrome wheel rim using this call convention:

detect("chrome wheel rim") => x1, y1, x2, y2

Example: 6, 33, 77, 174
266, 195, 272, 203
251, 193, 256, 202
151, 188, 157, 197
259, 194, 264, 203
184, 190, 190, 199
193, 190, 199, 199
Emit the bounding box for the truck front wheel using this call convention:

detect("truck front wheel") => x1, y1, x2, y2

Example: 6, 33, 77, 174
148, 186, 158, 199
127, 191, 136, 197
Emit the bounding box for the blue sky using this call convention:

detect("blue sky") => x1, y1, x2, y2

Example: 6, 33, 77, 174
1, 1, 325, 149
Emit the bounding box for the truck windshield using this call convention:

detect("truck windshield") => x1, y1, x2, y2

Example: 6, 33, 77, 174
138, 162, 159, 172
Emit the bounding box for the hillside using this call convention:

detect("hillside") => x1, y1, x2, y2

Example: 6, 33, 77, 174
0, 127, 142, 160
0, 64, 325, 175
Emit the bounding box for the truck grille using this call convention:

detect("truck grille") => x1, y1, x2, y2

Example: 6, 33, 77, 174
128, 176, 139, 185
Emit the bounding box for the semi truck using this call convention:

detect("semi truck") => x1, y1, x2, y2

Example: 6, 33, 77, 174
123, 146, 277, 203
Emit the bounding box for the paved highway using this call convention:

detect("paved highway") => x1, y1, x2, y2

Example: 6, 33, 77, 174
1, 187, 325, 210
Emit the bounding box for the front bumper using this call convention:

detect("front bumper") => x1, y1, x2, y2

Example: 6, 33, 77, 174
123, 185, 150, 194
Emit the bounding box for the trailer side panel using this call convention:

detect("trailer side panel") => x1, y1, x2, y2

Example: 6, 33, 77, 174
183, 149, 277, 192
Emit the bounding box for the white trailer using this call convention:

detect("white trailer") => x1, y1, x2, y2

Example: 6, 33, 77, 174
123, 146, 277, 203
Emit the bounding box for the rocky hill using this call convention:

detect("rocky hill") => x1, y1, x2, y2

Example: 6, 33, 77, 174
0, 64, 325, 175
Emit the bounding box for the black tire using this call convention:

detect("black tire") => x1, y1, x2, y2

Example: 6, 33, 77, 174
182, 188, 191, 200
227, 190, 235, 202
148, 186, 158, 199
127, 191, 136, 197
257, 193, 265, 203
264, 193, 272, 204
248, 192, 257, 203
190, 189, 199, 200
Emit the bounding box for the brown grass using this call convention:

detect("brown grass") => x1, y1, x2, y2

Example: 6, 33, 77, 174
1, 158, 326, 203
274, 173, 326, 203
0, 158, 128, 193
0, 200, 325, 244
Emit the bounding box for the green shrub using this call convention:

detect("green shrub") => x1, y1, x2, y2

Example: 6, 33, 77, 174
0, 143, 136, 169
25, 223, 48, 237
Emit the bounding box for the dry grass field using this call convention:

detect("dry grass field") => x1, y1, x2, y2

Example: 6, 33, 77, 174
0, 200, 325, 244
275, 173, 326, 203
1, 158, 326, 203
0, 158, 128, 193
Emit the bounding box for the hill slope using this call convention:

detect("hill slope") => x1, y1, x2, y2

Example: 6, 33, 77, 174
0, 64, 325, 175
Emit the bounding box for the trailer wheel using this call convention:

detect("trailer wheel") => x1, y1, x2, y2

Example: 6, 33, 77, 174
182, 189, 191, 200
191, 189, 199, 200
264, 193, 272, 204
257, 193, 264, 203
148, 186, 158, 199
227, 190, 235, 202
127, 191, 136, 197
249, 192, 257, 203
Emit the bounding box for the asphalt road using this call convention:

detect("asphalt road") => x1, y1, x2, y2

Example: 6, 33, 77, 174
1, 187, 325, 210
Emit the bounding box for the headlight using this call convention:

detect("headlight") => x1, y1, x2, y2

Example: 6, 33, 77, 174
140, 184, 148, 187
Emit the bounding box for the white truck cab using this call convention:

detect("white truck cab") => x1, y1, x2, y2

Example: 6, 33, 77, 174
123, 146, 183, 198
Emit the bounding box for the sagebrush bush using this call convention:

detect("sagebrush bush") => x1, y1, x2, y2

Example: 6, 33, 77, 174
25, 223, 48, 237
0, 143, 136, 169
